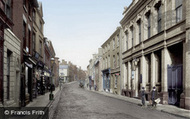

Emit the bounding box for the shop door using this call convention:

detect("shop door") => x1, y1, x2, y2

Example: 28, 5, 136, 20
103, 75, 106, 90
167, 65, 183, 106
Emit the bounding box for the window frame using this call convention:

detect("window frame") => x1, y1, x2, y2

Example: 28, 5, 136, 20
126, 32, 128, 50
146, 12, 151, 39
175, 0, 183, 23
137, 20, 141, 43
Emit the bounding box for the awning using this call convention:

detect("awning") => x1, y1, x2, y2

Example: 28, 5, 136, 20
25, 62, 33, 68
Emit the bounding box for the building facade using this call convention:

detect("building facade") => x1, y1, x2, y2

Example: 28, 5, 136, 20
101, 34, 112, 92
3, 28, 21, 107
59, 63, 69, 83
12, 0, 38, 107
32, 1, 45, 98
0, 0, 14, 107
54, 57, 59, 87
120, 0, 190, 109
94, 48, 103, 91
101, 27, 123, 94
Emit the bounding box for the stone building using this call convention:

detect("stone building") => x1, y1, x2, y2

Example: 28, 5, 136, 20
120, 0, 190, 109
59, 60, 69, 83
54, 57, 60, 87
0, 0, 14, 107
94, 48, 103, 91
101, 27, 123, 94
32, 1, 45, 98
3, 29, 21, 107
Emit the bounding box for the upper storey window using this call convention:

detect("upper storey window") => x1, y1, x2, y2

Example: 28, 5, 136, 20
175, 0, 183, 22
125, 32, 128, 50
155, 1, 162, 33
146, 11, 151, 39
130, 26, 134, 47
137, 20, 141, 43
23, 0, 26, 6
5, 0, 12, 20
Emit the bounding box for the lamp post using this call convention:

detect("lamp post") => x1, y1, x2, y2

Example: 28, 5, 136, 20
49, 57, 55, 100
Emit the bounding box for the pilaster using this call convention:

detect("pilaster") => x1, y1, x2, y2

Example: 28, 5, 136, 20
140, 55, 146, 89
151, 52, 156, 89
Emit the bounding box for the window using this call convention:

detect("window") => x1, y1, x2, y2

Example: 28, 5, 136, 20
117, 34, 119, 47
28, 2, 31, 16
5, 0, 12, 19
113, 55, 116, 68
176, 0, 183, 22
156, 2, 162, 33
32, 32, 36, 51
117, 53, 119, 66
28, 29, 31, 53
113, 38, 115, 49
32, 10, 36, 21
23, 0, 26, 6
23, 21, 26, 49
115, 76, 117, 88
126, 32, 128, 50
131, 26, 134, 47
7, 50, 12, 100
39, 21, 42, 31
146, 12, 151, 38
108, 55, 110, 67
106, 57, 107, 68
39, 40, 42, 56
137, 20, 141, 43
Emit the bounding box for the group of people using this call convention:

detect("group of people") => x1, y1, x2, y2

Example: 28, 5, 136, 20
141, 86, 159, 107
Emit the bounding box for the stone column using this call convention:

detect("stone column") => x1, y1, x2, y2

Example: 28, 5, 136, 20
140, 55, 146, 89
123, 63, 127, 89
183, 0, 190, 109
127, 61, 131, 96
151, 52, 156, 89
135, 65, 139, 97
161, 46, 171, 104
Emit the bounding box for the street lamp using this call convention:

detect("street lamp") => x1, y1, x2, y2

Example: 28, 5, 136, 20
49, 57, 55, 100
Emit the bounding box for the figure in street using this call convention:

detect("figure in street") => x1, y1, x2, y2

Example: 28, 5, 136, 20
141, 87, 146, 107
151, 86, 158, 107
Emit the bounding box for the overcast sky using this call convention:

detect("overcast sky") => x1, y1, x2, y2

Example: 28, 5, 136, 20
39, 0, 132, 70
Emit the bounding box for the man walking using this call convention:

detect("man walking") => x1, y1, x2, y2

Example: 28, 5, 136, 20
151, 86, 158, 107
141, 87, 146, 107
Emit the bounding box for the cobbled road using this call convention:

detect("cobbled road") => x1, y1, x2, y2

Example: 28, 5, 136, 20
52, 82, 185, 119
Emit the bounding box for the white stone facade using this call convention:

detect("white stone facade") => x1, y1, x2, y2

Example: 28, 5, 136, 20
120, 0, 190, 109
3, 28, 21, 107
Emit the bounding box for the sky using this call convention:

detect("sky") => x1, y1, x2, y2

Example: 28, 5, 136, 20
39, 0, 132, 70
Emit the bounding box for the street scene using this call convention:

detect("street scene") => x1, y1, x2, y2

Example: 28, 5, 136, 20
0, 0, 190, 119
52, 82, 186, 119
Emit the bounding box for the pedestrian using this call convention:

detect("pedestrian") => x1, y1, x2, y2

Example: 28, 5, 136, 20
151, 86, 158, 107
141, 87, 146, 107
59, 81, 62, 90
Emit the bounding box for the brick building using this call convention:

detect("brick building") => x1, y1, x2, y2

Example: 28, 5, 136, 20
12, 0, 38, 107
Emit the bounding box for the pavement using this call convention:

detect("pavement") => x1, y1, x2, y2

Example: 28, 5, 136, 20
26, 87, 61, 119
25, 83, 190, 119
26, 87, 60, 107
89, 89, 190, 119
